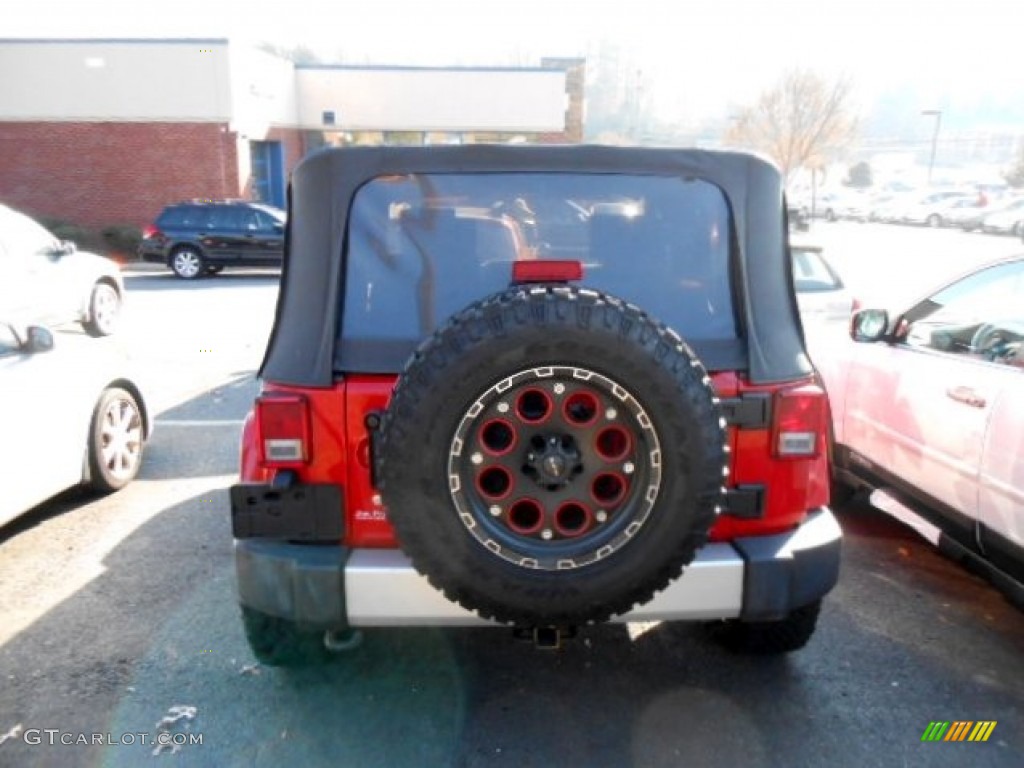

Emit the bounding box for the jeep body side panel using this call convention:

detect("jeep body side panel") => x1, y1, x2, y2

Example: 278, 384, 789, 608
260, 145, 811, 386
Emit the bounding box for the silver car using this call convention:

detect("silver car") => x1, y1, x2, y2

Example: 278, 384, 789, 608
0, 204, 123, 336
0, 322, 149, 527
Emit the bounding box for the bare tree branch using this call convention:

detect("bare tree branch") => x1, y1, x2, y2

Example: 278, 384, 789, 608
726, 69, 858, 181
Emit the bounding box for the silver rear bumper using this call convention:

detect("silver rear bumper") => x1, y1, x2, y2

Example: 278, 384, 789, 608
235, 508, 842, 627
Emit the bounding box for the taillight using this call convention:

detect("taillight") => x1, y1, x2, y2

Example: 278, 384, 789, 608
513, 260, 583, 283
851, 297, 862, 313
771, 384, 826, 458
256, 394, 310, 466
142, 224, 161, 239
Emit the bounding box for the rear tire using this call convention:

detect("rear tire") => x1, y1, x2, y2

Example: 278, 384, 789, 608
706, 600, 822, 654
82, 281, 121, 337
170, 246, 205, 279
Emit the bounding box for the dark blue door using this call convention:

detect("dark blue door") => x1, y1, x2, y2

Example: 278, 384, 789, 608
250, 141, 285, 208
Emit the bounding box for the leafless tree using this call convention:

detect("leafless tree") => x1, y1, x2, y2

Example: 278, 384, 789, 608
726, 70, 858, 181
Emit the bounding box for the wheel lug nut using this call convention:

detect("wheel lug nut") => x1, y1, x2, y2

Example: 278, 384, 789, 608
623, 462, 635, 474
606, 408, 618, 420
489, 505, 502, 517
596, 510, 608, 523
541, 529, 553, 540
497, 402, 510, 413
471, 452, 483, 465
553, 383, 565, 395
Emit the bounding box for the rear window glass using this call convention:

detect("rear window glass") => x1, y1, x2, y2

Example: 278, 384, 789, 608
338, 172, 736, 370
791, 247, 842, 292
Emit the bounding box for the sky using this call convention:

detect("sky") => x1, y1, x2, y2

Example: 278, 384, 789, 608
3, 0, 1021, 129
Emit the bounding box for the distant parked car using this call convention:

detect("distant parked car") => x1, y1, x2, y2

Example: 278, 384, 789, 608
979, 198, 1024, 236
820, 255, 1024, 596
890, 190, 969, 226
0, 204, 123, 336
901, 193, 977, 227
0, 322, 150, 528
791, 243, 855, 328
138, 200, 286, 279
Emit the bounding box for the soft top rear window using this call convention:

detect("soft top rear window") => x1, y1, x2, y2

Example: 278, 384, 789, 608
337, 172, 736, 372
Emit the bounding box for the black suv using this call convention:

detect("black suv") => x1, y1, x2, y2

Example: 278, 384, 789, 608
138, 200, 286, 279
231, 146, 842, 666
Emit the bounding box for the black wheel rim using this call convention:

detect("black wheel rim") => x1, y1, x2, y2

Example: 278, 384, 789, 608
448, 366, 662, 571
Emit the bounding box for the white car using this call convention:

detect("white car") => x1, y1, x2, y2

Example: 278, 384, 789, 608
0, 204, 123, 336
820, 256, 1024, 592
0, 323, 150, 528
979, 198, 1024, 236
791, 243, 855, 328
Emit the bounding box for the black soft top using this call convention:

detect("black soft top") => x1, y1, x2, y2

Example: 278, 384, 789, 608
260, 145, 810, 386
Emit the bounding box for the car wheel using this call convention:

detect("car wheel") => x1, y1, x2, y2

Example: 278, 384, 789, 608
205, 265, 224, 275
87, 387, 145, 493
926, 214, 942, 228
378, 286, 728, 627
170, 247, 206, 279
82, 280, 121, 337
705, 600, 822, 654
240, 607, 358, 667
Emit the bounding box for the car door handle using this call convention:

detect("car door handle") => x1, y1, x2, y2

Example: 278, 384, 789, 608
945, 386, 986, 408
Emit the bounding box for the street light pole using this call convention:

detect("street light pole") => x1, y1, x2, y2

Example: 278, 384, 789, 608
921, 109, 942, 185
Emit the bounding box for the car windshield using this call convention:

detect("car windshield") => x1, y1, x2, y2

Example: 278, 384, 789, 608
338, 171, 736, 372
0, 208, 59, 257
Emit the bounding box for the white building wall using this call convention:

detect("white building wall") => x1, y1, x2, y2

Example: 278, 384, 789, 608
228, 44, 299, 135
296, 67, 567, 132
0, 39, 232, 122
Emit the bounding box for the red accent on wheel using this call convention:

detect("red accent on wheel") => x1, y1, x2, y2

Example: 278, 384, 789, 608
595, 426, 632, 461
477, 466, 513, 500
479, 418, 517, 455
591, 472, 627, 505
554, 501, 592, 537
515, 388, 552, 423
507, 499, 545, 535
562, 391, 599, 426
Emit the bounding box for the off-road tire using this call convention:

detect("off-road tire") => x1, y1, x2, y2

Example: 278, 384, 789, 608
706, 600, 822, 654
377, 285, 728, 627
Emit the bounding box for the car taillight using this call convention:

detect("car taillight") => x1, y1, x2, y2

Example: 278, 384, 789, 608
851, 297, 862, 313
771, 384, 826, 459
142, 224, 161, 239
256, 394, 310, 466
513, 260, 583, 283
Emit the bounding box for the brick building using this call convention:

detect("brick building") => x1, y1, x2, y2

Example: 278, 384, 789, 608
0, 38, 583, 229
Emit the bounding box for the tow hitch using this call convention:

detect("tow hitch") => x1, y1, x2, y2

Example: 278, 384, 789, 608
513, 625, 577, 650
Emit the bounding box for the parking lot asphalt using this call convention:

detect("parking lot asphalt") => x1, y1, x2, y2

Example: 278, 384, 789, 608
0, 224, 1022, 767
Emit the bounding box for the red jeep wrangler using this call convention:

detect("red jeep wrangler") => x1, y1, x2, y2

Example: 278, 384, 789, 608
230, 146, 841, 665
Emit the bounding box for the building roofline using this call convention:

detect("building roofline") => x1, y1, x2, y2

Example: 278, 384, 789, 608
295, 63, 562, 74
0, 37, 229, 45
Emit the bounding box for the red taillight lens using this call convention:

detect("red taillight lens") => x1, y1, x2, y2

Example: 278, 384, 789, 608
512, 260, 583, 283
256, 394, 310, 466
771, 384, 826, 459
851, 297, 862, 313
142, 224, 161, 239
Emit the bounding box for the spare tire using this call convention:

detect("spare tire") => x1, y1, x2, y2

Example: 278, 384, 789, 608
377, 285, 728, 626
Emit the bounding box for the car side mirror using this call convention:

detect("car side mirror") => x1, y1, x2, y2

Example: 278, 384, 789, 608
850, 308, 889, 343
25, 325, 54, 353
272, 222, 284, 233
60, 240, 77, 256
